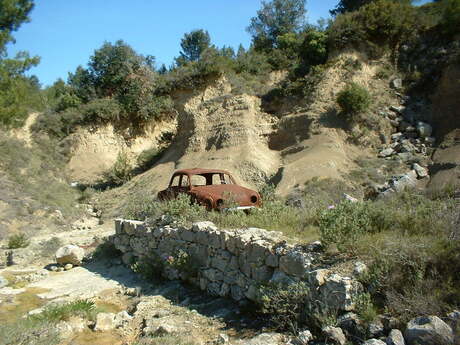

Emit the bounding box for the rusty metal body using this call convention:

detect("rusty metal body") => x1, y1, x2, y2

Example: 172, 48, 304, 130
158, 168, 261, 210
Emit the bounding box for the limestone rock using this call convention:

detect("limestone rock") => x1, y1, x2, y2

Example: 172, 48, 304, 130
353, 262, 367, 276
279, 249, 312, 278
153, 323, 177, 336
64, 263, 73, 271
404, 315, 453, 345
379, 148, 395, 158
55, 245, 85, 266
386, 329, 405, 345
216, 333, 230, 344
233, 332, 284, 345
363, 339, 386, 345
295, 329, 313, 344
94, 312, 116, 331
322, 326, 347, 345
413, 163, 428, 178
320, 274, 361, 311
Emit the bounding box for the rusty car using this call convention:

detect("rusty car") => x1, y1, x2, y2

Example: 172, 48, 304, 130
158, 168, 261, 211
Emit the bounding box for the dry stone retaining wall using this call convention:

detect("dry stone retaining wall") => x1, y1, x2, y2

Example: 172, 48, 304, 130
112, 219, 361, 311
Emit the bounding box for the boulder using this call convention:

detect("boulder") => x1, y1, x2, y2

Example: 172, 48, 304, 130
55, 245, 85, 266
416, 121, 433, 138
404, 316, 453, 345
386, 329, 405, 345
368, 319, 385, 338
353, 262, 368, 276
412, 163, 428, 178
323, 326, 347, 345
320, 274, 362, 311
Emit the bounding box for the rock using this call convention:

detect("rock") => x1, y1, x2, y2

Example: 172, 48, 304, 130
353, 262, 367, 276
416, 121, 433, 138
390, 78, 403, 89
386, 329, 405, 345
279, 250, 312, 278
216, 333, 230, 344
343, 193, 358, 202
363, 339, 386, 345
412, 163, 428, 178
114, 310, 132, 328
233, 332, 284, 345
0, 275, 8, 288
404, 315, 453, 345
320, 274, 361, 311
390, 105, 405, 114
368, 320, 385, 338
296, 329, 313, 344
391, 172, 417, 192
425, 137, 436, 145
94, 312, 116, 331
64, 263, 73, 271
153, 323, 177, 336
48, 265, 58, 272
55, 245, 85, 266
323, 326, 346, 345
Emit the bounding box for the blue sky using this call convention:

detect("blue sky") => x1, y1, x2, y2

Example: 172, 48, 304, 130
6, 0, 429, 87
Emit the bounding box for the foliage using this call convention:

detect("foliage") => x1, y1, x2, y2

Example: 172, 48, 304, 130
328, 0, 420, 55
103, 150, 132, 186
299, 28, 328, 68
247, 0, 307, 51
178, 29, 211, 64
31, 300, 96, 323
439, 0, 460, 37
337, 82, 371, 115
257, 281, 311, 334
7, 233, 30, 249
0, 51, 43, 127
136, 147, 165, 172
0, 0, 34, 53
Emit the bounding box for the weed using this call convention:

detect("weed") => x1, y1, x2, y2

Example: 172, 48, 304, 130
0, 318, 60, 345
7, 233, 30, 249
31, 300, 96, 323
102, 150, 132, 186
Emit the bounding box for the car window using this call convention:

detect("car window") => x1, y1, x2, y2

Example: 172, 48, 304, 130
170, 175, 180, 187
181, 175, 190, 187
190, 175, 207, 186
223, 174, 233, 184
211, 173, 233, 185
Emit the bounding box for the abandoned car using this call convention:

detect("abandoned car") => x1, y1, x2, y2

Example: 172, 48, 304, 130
158, 168, 261, 210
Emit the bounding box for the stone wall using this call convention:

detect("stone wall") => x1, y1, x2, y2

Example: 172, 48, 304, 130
112, 219, 361, 311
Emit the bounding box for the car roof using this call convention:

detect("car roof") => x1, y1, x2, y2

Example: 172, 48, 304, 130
173, 168, 232, 176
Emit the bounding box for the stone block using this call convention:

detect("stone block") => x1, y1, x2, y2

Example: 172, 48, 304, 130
279, 249, 313, 278
251, 265, 274, 283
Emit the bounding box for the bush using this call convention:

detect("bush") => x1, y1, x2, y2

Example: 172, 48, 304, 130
440, 0, 460, 37
257, 281, 311, 334
136, 147, 165, 172
102, 150, 132, 186
328, 0, 420, 56
7, 233, 30, 249
337, 82, 371, 115
32, 300, 96, 323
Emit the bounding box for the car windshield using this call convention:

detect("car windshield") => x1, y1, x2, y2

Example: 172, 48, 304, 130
189, 173, 233, 186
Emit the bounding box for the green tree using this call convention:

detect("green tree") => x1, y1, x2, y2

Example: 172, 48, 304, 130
88, 40, 149, 97
247, 0, 307, 50
330, 0, 412, 15
178, 29, 211, 63
0, 0, 34, 54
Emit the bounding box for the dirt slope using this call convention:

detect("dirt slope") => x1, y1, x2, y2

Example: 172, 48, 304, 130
98, 52, 397, 216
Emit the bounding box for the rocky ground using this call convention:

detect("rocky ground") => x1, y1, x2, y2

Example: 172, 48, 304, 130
0, 218, 294, 345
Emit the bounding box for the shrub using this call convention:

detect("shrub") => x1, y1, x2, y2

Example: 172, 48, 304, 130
102, 150, 132, 186
136, 147, 165, 172
7, 233, 30, 249
440, 0, 460, 37
257, 281, 311, 334
337, 82, 371, 115
0, 318, 60, 345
